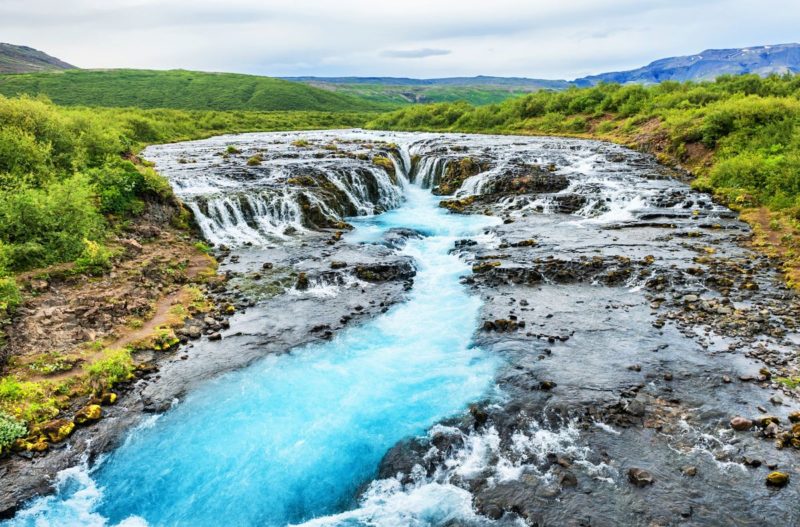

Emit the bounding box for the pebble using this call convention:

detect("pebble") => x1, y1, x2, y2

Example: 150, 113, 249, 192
627, 468, 654, 487
730, 417, 753, 431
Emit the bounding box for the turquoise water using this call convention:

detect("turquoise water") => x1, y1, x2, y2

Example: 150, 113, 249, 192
7, 184, 500, 526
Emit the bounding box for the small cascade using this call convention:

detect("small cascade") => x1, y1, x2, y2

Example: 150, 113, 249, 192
146, 134, 413, 247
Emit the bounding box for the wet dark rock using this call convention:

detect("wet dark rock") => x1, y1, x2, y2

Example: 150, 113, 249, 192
469, 405, 489, 429
481, 161, 569, 195
208, 333, 222, 341
627, 468, 654, 487
354, 261, 415, 282
295, 272, 310, 290
682, 465, 698, 477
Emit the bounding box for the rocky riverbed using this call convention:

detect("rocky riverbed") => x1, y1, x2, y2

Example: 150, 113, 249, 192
2, 130, 799, 526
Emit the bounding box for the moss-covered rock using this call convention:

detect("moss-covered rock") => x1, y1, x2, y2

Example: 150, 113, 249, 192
439, 195, 477, 213
766, 471, 789, 487
435, 157, 490, 195
74, 404, 102, 425
372, 156, 396, 182
37, 418, 75, 443
473, 261, 502, 273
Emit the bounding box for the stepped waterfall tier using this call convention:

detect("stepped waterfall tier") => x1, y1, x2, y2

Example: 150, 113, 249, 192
4, 131, 800, 526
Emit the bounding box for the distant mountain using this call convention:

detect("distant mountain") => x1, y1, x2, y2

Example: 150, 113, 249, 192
0, 43, 75, 74
574, 43, 800, 86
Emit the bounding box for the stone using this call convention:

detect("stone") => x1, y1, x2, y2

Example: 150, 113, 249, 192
730, 417, 753, 431
208, 332, 222, 341
770, 395, 783, 405
788, 410, 800, 424
766, 472, 789, 488
74, 405, 102, 425
122, 238, 143, 253
296, 272, 310, 290
627, 468, 654, 487
469, 405, 488, 429
559, 471, 578, 487
38, 419, 75, 443
330, 261, 347, 269
681, 466, 697, 477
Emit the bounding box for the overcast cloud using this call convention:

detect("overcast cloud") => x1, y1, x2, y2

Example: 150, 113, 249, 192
2, 0, 799, 79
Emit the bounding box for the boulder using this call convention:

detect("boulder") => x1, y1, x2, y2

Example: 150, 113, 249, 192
74, 405, 102, 425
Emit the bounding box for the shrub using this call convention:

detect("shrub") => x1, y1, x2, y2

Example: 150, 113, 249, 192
0, 412, 26, 452
88, 158, 145, 215
0, 277, 21, 317
87, 349, 134, 388
74, 239, 114, 276
0, 175, 104, 271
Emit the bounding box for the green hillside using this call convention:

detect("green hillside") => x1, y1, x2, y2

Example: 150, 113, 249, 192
0, 69, 388, 112
305, 82, 538, 106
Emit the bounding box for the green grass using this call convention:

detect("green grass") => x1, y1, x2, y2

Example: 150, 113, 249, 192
0, 69, 390, 112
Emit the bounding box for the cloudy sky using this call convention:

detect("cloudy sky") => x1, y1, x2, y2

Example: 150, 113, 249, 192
2, 0, 798, 79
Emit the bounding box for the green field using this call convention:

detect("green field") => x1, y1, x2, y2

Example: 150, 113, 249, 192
304, 82, 540, 106
0, 69, 390, 112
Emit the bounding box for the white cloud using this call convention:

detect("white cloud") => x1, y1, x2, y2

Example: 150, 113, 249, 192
2, 0, 799, 78
381, 49, 451, 59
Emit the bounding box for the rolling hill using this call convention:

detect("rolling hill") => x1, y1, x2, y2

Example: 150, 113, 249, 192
0, 69, 388, 112
0, 43, 75, 74
284, 75, 569, 105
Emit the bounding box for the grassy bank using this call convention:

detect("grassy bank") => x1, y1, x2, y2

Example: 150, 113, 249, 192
368, 74, 800, 286
0, 69, 390, 112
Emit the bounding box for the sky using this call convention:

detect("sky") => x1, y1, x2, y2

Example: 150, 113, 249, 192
2, 0, 799, 79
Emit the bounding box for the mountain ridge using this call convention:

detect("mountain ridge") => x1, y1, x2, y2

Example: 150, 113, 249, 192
0, 43, 75, 73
